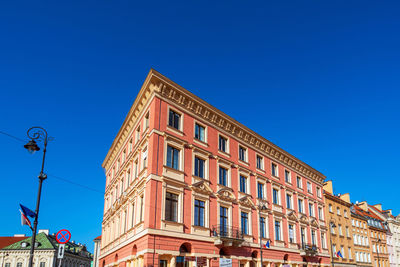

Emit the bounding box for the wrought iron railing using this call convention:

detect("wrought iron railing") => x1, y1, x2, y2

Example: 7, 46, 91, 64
301, 243, 318, 253
211, 225, 244, 240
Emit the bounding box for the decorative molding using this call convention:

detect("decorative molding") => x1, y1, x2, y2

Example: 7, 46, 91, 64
238, 196, 256, 209
190, 180, 214, 197
216, 188, 236, 203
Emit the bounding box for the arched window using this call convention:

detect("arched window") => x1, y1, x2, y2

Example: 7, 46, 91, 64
179, 243, 191, 253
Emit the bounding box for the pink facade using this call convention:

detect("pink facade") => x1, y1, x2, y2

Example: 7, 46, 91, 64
99, 70, 330, 267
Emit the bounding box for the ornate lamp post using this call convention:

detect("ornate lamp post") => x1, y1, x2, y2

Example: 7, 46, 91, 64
24, 127, 50, 267
329, 219, 336, 267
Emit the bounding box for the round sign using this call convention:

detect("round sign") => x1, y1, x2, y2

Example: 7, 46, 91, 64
56, 229, 71, 244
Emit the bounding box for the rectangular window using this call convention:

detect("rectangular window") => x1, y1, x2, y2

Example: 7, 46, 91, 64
239, 146, 246, 161
131, 203, 135, 227
194, 123, 205, 142
194, 199, 205, 227
5, 263, 10, 267
275, 220, 281, 240
337, 208, 341, 215
40, 262, 45, 267
309, 203, 314, 217
144, 112, 149, 129
297, 176, 302, 188
142, 148, 148, 169
298, 199, 304, 213
307, 181, 312, 193
311, 229, 316, 245
220, 206, 228, 236
129, 138, 133, 153
321, 233, 326, 248
339, 224, 343, 236
286, 194, 292, 209
317, 187, 321, 197
219, 166, 228, 186
301, 227, 306, 245
134, 159, 138, 178
273, 188, 279, 205
260, 217, 266, 238
256, 155, 263, 169
166, 145, 180, 170
257, 182, 264, 199
194, 156, 205, 178
285, 170, 291, 183
271, 163, 278, 176
168, 109, 181, 130
346, 226, 349, 237
289, 224, 295, 243
241, 212, 249, 235
136, 126, 140, 143
344, 209, 348, 218
329, 204, 333, 212
165, 192, 178, 222
219, 135, 228, 152
139, 195, 144, 222
239, 175, 247, 193
318, 207, 323, 220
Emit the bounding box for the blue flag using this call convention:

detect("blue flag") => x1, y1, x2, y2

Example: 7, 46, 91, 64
19, 204, 36, 218
336, 251, 343, 258
264, 240, 270, 248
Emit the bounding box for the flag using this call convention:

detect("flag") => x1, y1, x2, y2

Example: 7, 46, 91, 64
19, 209, 32, 228
336, 251, 343, 258
264, 240, 270, 248
19, 204, 36, 218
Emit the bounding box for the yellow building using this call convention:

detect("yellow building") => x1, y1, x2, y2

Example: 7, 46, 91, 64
324, 181, 356, 267
350, 206, 373, 266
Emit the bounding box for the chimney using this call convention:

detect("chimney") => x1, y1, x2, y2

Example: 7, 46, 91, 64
373, 204, 382, 211
38, 229, 49, 235
357, 201, 368, 211
14, 234, 26, 237
339, 193, 351, 204
323, 180, 333, 194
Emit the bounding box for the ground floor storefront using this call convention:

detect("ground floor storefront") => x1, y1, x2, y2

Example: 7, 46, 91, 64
99, 234, 330, 267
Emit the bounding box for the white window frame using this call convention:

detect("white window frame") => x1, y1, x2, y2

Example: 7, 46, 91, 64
193, 149, 209, 180
238, 171, 250, 194
284, 169, 291, 183
218, 133, 229, 154
193, 120, 207, 143
271, 162, 279, 177
238, 144, 248, 163
256, 154, 264, 170
167, 106, 184, 132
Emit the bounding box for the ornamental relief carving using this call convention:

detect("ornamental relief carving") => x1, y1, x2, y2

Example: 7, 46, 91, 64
216, 188, 236, 203
190, 181, 214, 196
299, 214, 309, 225
287, 211, 298, 222
239, 196, 256, 209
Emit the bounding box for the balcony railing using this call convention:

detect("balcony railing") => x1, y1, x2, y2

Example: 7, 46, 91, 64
300, 243, 318, 256
211, 225, 244, 240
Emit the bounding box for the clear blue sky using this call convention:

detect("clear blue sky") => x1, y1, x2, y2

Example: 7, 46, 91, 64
1, 1, 399, 252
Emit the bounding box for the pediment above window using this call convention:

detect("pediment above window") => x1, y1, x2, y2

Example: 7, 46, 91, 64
310, 218, 319, 227
216, 188, 236, 202
299, 214, 309, 225
191, 180, 214, 196
239, 196, 256, 209
287, 211, 298, 222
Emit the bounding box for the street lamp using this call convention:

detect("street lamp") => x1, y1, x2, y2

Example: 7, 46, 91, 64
258, 204, 268, 267
329, 219, 336, 267
24, 127, 50, 267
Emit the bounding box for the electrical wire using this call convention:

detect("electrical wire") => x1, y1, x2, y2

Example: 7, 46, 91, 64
1, 129, 104, 195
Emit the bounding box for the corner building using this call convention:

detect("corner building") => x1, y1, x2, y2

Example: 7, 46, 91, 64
99, 70, 330, 267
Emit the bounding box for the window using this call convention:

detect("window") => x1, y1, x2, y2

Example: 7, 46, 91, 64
297, 176, 302, 188
194, 199, 205, 227
17, 263, 22, 267
239, 146, 247, 161
219, 135, 228, 152
131, 203, 135, 227
333, 244, 337, 256
321, 233, 326, 248
165, 192, 178, 222
275, 220, 281, 240
317, 187, 321, 197
239, 175, 247, 193
241, 212, 249, 235
256, 155, 263, 170
309, 203, 314, 217
127, 169, 131, 185
144, 112, 149, 129
194, 156, 205, 178
311, 230, 316, 245
271, 163, 278, 176
129, 138, 133, 153
136, 126, 140, 143
344, 209, 348, 218
5, 263, 10, 267
273, 188, 279, 205
346, 226, 349, 237
307, 182, 312, 193
257, 182, 264, 199
260, 217, 266, 238
286, 194, 292, 209
348, 247, 352, 259
219, 166, 228, 186
339, 224, 343, 236
166, 145, 180, 170
168, 109, 181, 130
289, 224, 295, 243
194, 123, 205, 142
139, 195, 144, 222
40, 262, 45, 267
298, 199, 304, 213
300, 227, 306, 245
329, 204, 333, 212
330, 222, 335, 234
318, 207, 323, 220
341, 246, 345, 258
337, 207, 341, 215
142, 147, 148, 169
220, 207, 228, 235
159, 260, 167, 267
285, 170, 291, 183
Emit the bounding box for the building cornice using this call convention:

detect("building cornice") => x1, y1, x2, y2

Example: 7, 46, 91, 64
102, 69, 326, 184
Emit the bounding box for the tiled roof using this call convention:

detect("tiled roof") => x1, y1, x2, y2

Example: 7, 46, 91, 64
0, 237, 27, 249
94, 235, 101, 241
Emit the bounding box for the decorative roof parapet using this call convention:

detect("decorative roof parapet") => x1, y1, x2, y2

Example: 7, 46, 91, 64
102, 69, 326, 185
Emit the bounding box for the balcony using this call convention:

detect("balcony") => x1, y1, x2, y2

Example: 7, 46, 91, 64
300, 243, 318, 256
211, 225, 244, 247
